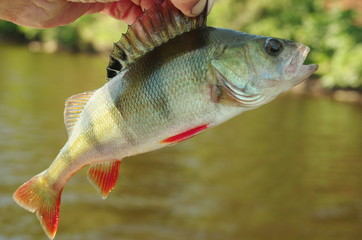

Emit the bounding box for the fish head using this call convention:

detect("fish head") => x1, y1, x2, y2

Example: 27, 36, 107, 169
211, 35, 318, 106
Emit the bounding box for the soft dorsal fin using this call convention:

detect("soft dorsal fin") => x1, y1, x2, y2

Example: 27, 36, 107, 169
64, 91, 95, 136
106, 0, 208, 80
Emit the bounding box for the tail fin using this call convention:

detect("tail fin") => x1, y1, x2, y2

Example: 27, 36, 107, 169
13, 172, 62, 239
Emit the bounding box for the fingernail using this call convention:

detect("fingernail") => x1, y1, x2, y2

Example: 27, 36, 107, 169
207, 0, 214, 15
191, 0, 207, 16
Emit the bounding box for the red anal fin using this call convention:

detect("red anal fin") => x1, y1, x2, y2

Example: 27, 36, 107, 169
161, 124, 208, 144
13, 173, 62, 239
87, 160, 121, 199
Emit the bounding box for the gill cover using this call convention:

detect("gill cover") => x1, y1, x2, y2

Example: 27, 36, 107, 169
208, 37, 270, 107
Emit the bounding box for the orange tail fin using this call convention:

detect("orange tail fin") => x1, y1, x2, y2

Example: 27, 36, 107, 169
13, 172, 62, 239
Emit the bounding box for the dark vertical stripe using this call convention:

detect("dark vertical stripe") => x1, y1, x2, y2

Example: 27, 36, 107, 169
109, 84, 138, 146
140, 72, 171, 121
81, 111, 103, 153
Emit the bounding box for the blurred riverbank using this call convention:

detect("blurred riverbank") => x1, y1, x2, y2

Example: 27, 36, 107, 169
290, 78, 362, 105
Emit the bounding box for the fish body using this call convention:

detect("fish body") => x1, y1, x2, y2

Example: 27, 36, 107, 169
13, 1, 318, 239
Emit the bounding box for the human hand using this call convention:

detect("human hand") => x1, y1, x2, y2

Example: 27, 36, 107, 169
0, 0, 214, 28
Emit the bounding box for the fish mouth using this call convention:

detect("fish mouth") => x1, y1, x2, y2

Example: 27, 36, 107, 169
285, 44, 318, 82
254, 45, 318, 97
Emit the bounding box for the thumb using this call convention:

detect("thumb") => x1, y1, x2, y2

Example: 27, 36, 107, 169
170, 0, 214, 17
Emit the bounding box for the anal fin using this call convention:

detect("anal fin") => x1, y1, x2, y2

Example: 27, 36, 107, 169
87, 160, 121, 199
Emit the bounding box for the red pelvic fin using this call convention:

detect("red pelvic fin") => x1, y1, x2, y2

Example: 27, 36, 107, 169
87, 160, 121, 199
13, 173, 62, 239
161, 124, 208, 144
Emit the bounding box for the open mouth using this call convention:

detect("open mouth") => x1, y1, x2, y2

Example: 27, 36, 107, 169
285, 45, 318, 77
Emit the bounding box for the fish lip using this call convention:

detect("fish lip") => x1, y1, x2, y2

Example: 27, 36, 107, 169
285, 45, 318, 78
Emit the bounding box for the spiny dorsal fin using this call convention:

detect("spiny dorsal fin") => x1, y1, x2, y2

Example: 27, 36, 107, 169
106, 0, 208, 80
64, 91, 95, 136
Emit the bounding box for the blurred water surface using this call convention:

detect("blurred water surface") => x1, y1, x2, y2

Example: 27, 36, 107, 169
0, 43, 361, 240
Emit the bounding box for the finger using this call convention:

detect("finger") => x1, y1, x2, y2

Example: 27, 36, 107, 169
129, 0, 155, 11
101, 0, 159, 24
67, 0, 120, 3
87, 0, 214, 25
0, 0, 100, 28
206, 0, 214, 15
101, 0, 143, 24
69, 0, 154, 9
171, 0, 214, 17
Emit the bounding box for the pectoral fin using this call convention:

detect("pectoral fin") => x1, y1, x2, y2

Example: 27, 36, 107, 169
87, 160, 121, 199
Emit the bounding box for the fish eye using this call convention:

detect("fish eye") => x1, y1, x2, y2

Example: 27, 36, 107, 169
265, 38, 284, 56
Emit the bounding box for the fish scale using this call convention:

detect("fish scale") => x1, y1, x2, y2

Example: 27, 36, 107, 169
13, 0, 318, 239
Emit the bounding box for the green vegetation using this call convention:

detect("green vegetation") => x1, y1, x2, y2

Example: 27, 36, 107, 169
0, 0, 361, 89
0, 14, 127, 52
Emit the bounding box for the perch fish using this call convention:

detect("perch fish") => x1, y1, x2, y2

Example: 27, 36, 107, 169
13, 0, 318, 238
